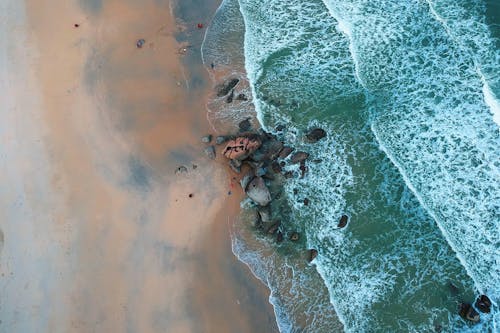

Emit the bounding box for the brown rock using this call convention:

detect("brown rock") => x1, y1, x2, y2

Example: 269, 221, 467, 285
246, 176, 271, 206
308, 249, 318, 262
338, 215, 349, 228
278, 146, 294, 159
305, 128, 326, 143
475, 295, 492, 313
223, 135, 262, 160
290, 151, 309, 164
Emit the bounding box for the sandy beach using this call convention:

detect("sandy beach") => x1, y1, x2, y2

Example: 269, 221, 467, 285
0, 0, 278, 332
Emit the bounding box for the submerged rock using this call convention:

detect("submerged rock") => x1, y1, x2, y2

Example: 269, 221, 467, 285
223, 135, 261, 160
475, 295, 492, 313
216, 78, 239, 97
204, 146, 216, 159
305, 128, 326, 143
338, 215, 349, 228
290, 232, 300, 242
278, 146, 294, 159
201, 134, 212, 143
458, 303, 480, 323
246, 176, 271, 206
266, 221, 280, 234
290, 151, 309, 164
308, 249, 318, 262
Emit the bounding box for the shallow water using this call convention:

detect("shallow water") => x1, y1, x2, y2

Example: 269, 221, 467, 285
204, 0, 500, 331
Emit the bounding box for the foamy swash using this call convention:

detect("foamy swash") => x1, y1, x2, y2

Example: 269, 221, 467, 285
204, 0, 499, 331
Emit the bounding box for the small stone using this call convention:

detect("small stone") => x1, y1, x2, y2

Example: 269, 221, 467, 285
338, 215, 349, 228
236, 93, 248, 101
290, 151, 309, 164
192, 164, 198, 169
136, 39, 146, 48
308, 249, 318, 262
201, 134, 212, 143
290, 232, 299, 241
303, 198, 309, 206
204, 146, 216, 159
305, 128, 327, 143
188, 193, 194, 198
175, 166, 188, 175
215, 136, 228, 145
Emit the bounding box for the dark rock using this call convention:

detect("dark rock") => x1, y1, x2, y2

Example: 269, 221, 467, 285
290, 151, 309, 164
266, 221, 281, 235
313, 159, 322, 163
257, 206, 272, 223
240, 172, 254, 190
246, 176, 271, 206
305, 128, 327, 143
188, 193, 194, 198
229, 159, 241, 173
136, 39, 146, 48
308, 249, 318, 262
175, 166, 188, 175
204, 146, 216, 159
303, 198, 310, 206
216, 78, 239, 97
284, 171, 294, 179
278, 146, 294, 159
201, 134, 212, 143
215, 136, 228, 145
276, 231, 283, 243
338, 215, 349, 228
275, 124, 285, 132
280, 161, 286, 167
226, 89, 234, 103
466, 306, 480, 323
290, 232, 300, 242
475, 295, 492, 313
448, 282, 460, 296
299, 161, 307, 178
236, 93, 248, 101
293, 188, 298, 195
238, 118, 252, 131
271, 161, 282, 173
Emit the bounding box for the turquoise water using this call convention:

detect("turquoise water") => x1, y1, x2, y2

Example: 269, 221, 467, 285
203, 0, 499, 332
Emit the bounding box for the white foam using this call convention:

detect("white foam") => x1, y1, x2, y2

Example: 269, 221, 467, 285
481, 73, 500, 128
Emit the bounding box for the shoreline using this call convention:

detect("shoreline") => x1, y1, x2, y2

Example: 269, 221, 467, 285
0, 0, 279, 331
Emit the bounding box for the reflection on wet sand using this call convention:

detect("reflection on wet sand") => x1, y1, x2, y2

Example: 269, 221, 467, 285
0, 0, 278, 332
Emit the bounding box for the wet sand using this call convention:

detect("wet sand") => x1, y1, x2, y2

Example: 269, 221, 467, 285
0, 0, 278, 332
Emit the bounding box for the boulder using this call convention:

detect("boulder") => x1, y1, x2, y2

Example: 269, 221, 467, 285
338, 215, 349, 228
216, 78, 239, 97
201, 134, 212, 143
245, 176, 271, 206
204, 146, 216, 159
305, 128, 326, 143
475, 295, 491, 313
290, 151, 309, 164
223, 135, 262, 160
279, 146, 294, 159
136, 38, 146, 48
308, 249, 318, 262
257, 205, 272, 223
271, 161, 282, 173
459, 303, 480, 322
215, 135, 228, 145
240, 172, 254, 190
290, 232, 300, 242
239, 118, 252, 131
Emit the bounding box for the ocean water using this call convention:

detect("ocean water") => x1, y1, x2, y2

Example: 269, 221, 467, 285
203, 0, 500, 332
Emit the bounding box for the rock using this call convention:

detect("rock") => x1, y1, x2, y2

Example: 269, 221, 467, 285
215, 136, 228, 145
247, 209, 260, 228
299, 161, 307, 178
276, 231, 284, 243
265, 140, 284, 161
229, 159, 241, 173
223, 135, 261, 160
204, 146, 216, 159
238, 118, 252, 131
275, 124, 285, 132
201, 134, 212, 143
256, 167, 267, 177
226, 89, 234, 103
236, 93, 248, 101
136, 38, 146, 48
308, 249, 318, 262
293, 188, 298, 195
305, 128, 326, 143
475, 295, 492, 313
279, 146, 294, 159
271, 161, 282, 173
246, 176, 271, 206
338, 215, 349, 228
175, 165, 188, 175
466, 307, 480, 323
267, 221, 281, 234
216, 78, 239, 97
240, 172, 254, 190
290, 151, 309, 164
258, 206, 272, 223
280, 161, 286, 167
290, 232, 300, 241
303, 198, 310, 206
284, 171, 294, 179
